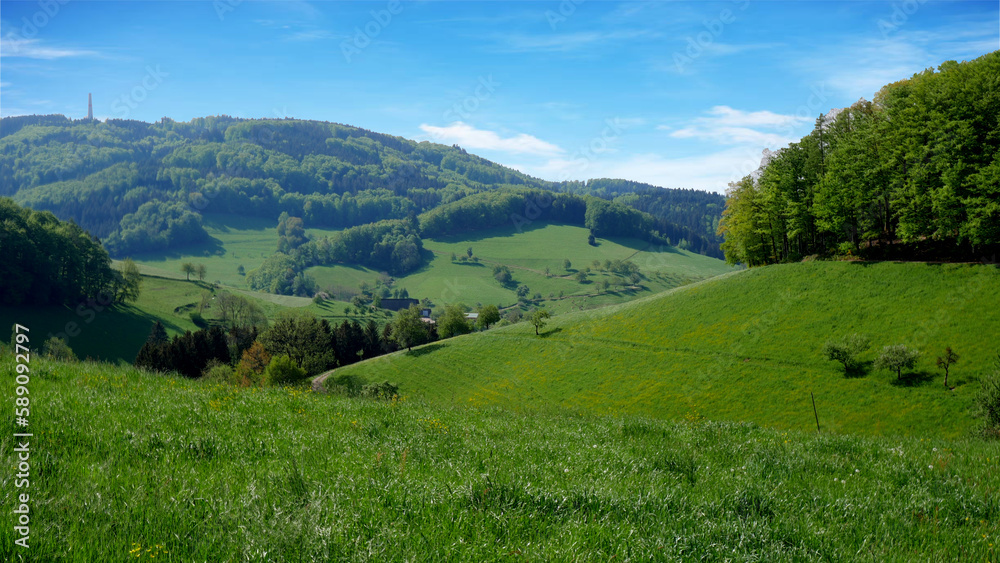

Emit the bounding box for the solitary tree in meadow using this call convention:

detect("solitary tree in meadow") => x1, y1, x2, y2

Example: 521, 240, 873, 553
936, 347, 959, 389
874, 345, 920, 380
181, 262, 196, 281
563, 259, 572, 271
822, 333, 871, 374
530, 309, 551, 336
196, 263, 207, 281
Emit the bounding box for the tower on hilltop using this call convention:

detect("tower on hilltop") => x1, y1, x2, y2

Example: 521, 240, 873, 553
88, 93, 93, 120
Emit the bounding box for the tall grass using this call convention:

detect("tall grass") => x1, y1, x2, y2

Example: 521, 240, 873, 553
2, 356, 998, 561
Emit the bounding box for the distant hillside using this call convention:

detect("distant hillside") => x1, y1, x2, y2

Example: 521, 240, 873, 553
0, 115, 724, 258
328, 261, 1000, 438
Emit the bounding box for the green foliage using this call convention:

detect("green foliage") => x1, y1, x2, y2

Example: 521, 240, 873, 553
246, 253, 316, 296
359, 380, 399, 400
874, 345, 921, 380
214, 291, 268, 330
492, 264, 513, 285
391, 304, 430, 351
257, 313, 334, 374
115, 258, 143, 303
719, 52, 1000, 265
822, 333, 871, 374
263, 354, 308, 386
438, 304, 472, 339
476, 304, 500, 330
936, 347, 960, 389
529, 309, 551, 335
0, 198, 122, 306
974, 365, 1000, 439
42, 336, 77, 362
202, 362, 236, 384
104, 201, 209, 257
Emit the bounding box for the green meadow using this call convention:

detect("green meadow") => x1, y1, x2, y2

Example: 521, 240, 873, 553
1, 356, 997, 561
309, 222, 733, 314
128, 214, 344, 288
330, 261, 1000, 439
126, 213, 731, 316
0, 273, 363, 364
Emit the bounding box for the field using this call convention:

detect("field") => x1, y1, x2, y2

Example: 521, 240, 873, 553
128, 214, 345, 288
309, 222, 733, 315
1, 356, 997, 561
329, 261, 1000, 438
0, 274, 365, 364
125, 214, 731, 316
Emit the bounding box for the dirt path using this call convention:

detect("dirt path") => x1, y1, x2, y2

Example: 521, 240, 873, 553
311, 369, 336, 393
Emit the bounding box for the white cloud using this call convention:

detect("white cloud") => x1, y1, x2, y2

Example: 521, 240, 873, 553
796, 20, 998, 100
0, 38, 98, 59
514, 146, 766, 194
419, 122, 564, 156
667, 105, 808, 148
493, 29, 657, 53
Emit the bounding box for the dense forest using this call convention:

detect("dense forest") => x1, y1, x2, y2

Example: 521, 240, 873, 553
0, 114, 725, 260
0, 198, 140, 306
719, 52, 1000, 265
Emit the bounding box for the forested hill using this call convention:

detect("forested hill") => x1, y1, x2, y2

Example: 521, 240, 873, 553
0, 114, 725, 258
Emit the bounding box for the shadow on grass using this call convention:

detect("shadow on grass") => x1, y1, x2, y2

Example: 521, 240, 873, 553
889, 370, 936, 387
133, 237, 228, 261
406, 343, 446, 357
428, 221, 553, 244
842, 363, 872, 379
539, 327, 563, 338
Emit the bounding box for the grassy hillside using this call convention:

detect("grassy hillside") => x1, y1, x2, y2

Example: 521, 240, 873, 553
0, 272, 362, 363
129, 213, 344, 287
1, 356, 997, 561
329, 262, 1000, 438
309, 222, 732, 315
131, 215, 731, 316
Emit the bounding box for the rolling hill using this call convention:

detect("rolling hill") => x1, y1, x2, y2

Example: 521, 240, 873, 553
326, 261, 1000, 438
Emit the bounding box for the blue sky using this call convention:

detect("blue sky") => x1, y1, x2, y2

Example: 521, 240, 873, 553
1, 1, 997, 193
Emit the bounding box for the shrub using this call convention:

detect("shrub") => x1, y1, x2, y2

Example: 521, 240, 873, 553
203, 362, 236, 384
42, 337, 77, 362
360, 381, 399, 400
975, 356, 1000, 439
822, 333, 871, 374
263, 355, 308, 386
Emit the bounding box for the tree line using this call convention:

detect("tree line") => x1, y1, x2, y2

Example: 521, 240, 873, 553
719, 52, 1000, 266
0, 198, 141, 307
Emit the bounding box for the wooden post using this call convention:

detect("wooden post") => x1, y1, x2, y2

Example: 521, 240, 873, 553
811, 391, 820, 432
